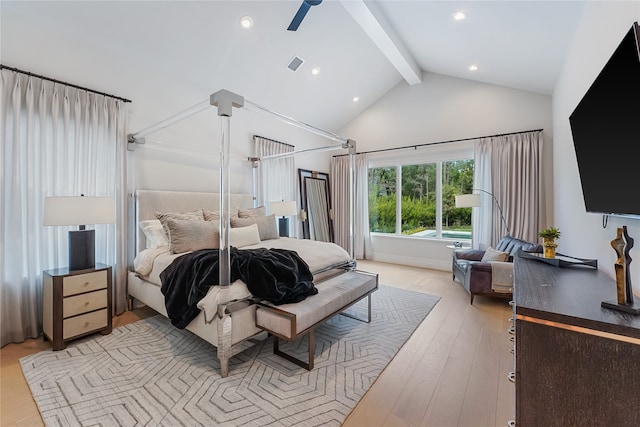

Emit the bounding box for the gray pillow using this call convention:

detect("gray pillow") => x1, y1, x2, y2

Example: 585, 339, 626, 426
237, 206, 266, 218
231, 214, 279, 240
163, 218, 219, 254
481, 246, 510, 262
203, 208, 239, 221
155, 209, 205, 238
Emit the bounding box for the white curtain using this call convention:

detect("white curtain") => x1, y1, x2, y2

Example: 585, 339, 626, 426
1, 69, 128, 346
253, 136, 297, 237
473, 131, 543, 249
330, 153, 371, 259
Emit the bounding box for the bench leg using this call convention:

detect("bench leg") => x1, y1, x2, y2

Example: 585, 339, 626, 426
273, 328, 315, 371
339, 294, 372, 324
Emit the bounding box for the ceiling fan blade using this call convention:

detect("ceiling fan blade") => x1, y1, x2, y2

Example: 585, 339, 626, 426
287, 2, 311, 31
287, 0, 322, 31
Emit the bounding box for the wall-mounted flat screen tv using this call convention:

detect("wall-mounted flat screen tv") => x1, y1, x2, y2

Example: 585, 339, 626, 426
569, 22, 640, 218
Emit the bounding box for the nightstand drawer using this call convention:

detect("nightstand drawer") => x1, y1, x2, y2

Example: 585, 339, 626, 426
63, 270, 108, 296
63, 289, 108, 318
63, 309, 108, 339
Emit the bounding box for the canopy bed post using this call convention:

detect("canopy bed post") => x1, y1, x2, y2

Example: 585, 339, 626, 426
347, 139, 356, 261
210, 89, 244, 378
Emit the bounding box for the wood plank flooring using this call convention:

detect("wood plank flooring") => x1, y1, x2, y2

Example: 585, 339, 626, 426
1, 261, 513, 427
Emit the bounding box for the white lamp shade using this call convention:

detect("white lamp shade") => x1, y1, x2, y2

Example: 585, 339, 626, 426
43, 197, 116, 226
269, 201, 297, 216
455, 194, 481, 208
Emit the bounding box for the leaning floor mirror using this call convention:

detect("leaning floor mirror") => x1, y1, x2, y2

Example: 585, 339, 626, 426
298, 169, 334, 242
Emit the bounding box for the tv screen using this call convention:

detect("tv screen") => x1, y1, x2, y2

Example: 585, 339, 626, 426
569, 22, 640, 217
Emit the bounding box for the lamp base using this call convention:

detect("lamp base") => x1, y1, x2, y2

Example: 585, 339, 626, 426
278, 217, 289, 238
69, 229, 95, 271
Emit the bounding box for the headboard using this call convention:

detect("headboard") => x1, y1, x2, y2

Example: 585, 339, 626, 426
134, 190, 254, 254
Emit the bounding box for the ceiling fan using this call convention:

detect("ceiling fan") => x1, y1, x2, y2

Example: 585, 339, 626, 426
287, 0, 323, 31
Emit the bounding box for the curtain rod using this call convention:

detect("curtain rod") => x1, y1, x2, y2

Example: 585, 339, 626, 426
333, 128, 543, 157
252, 134, 294, 148
1, 64, 132, 103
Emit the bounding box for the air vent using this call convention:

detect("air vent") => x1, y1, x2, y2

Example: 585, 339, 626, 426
286, 55, 305, 72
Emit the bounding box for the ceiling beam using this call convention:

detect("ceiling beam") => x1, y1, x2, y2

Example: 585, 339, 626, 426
340, 0, 422, 85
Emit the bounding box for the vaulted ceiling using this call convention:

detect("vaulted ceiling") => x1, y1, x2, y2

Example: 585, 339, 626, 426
1, 1, 586, 131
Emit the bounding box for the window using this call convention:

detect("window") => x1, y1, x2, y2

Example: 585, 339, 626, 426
369, 157, 474, 240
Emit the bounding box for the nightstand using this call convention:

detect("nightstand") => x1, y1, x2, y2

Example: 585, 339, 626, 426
43, 263, 112, 350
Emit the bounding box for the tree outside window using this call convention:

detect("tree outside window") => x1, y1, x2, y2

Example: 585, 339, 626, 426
369, 159, 474, 239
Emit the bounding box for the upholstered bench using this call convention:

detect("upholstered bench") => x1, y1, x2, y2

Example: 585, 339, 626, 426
255, 270, 378, 370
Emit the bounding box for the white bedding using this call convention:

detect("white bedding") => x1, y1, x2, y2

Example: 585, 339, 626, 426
133, 237, 351, 322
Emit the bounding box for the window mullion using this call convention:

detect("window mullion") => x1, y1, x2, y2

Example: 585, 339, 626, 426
396, 165, 402, 235
436, 162, 442, 238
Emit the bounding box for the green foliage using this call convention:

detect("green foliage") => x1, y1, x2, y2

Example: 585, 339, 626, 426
538, 227, 561, 239
369, 160, 475, 234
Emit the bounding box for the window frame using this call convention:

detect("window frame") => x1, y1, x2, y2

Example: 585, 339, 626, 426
368, 141, 475, 240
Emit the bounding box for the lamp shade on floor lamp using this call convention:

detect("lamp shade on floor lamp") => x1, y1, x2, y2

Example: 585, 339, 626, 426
44, 196, 115, 271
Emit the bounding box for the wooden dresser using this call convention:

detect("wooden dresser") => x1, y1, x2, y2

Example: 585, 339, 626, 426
43, 263, 112, 350
514, 254, 640, 426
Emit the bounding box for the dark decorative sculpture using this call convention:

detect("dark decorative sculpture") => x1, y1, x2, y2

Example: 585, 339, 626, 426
602, 226, 638, 314
611, 228, 627, 304
623, 226, 635, 301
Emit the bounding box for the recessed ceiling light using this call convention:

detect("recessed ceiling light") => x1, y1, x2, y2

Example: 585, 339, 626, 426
311, 67, 321, 76
452, 11, 466, 21
469, 65, 478, 71
240, 16, 253, 29
353, 96, 360, 103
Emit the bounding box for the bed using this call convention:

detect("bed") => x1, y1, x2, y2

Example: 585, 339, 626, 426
127, 189, 355, 376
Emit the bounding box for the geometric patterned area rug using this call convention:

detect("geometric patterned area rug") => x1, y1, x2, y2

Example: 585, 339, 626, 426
21, 285, 439, 427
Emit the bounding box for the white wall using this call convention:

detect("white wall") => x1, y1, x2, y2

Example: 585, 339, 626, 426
552, 1, 640, 289
340, 72, 553, 270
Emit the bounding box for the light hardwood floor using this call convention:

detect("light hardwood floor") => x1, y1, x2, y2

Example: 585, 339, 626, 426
1, 261, 513, 427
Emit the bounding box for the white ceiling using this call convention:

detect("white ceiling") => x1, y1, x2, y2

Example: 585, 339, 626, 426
1, 1, 586, 132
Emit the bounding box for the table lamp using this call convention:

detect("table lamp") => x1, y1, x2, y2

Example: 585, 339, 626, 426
270, 201, 297, 237
43, 196, 115, 271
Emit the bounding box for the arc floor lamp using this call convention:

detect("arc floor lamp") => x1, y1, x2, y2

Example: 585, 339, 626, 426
455, 189, 511, 236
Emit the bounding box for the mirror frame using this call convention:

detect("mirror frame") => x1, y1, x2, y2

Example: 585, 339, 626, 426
298, 168, 334, 242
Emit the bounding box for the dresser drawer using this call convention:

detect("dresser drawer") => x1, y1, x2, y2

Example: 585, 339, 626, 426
63, 289, 108, 318
63, 270, 108, 296
63, 309, 108, 339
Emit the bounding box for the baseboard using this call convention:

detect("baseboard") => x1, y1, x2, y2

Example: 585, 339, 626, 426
370, 253, 451, 271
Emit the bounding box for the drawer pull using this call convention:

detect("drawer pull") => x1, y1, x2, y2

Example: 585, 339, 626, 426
83, 282, 90, 286
84, 301, 90, 306
84, 322, 90, 327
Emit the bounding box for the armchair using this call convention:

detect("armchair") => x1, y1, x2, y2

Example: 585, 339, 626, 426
452, 235, 542, 304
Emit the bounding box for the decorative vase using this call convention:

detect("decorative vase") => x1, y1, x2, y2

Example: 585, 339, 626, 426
543, 238, 557, 258
544, 246, 556, 258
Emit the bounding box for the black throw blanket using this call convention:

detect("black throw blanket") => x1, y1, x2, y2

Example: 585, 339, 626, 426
159, 247, 317, 328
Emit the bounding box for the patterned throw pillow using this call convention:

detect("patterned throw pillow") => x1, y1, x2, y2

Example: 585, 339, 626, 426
203, 208, 239, 221
163, 218, 218, 254
237, 206, 266, 218
155, 209, 205, 238
481, 246, 510, 262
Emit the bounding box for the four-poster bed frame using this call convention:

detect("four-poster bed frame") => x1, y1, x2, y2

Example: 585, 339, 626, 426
127, 89, 364, 377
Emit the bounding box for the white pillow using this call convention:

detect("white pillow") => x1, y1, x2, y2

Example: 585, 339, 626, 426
230, 223, 261, 248
139, 220, 169, 249
231, 214, 279, 241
